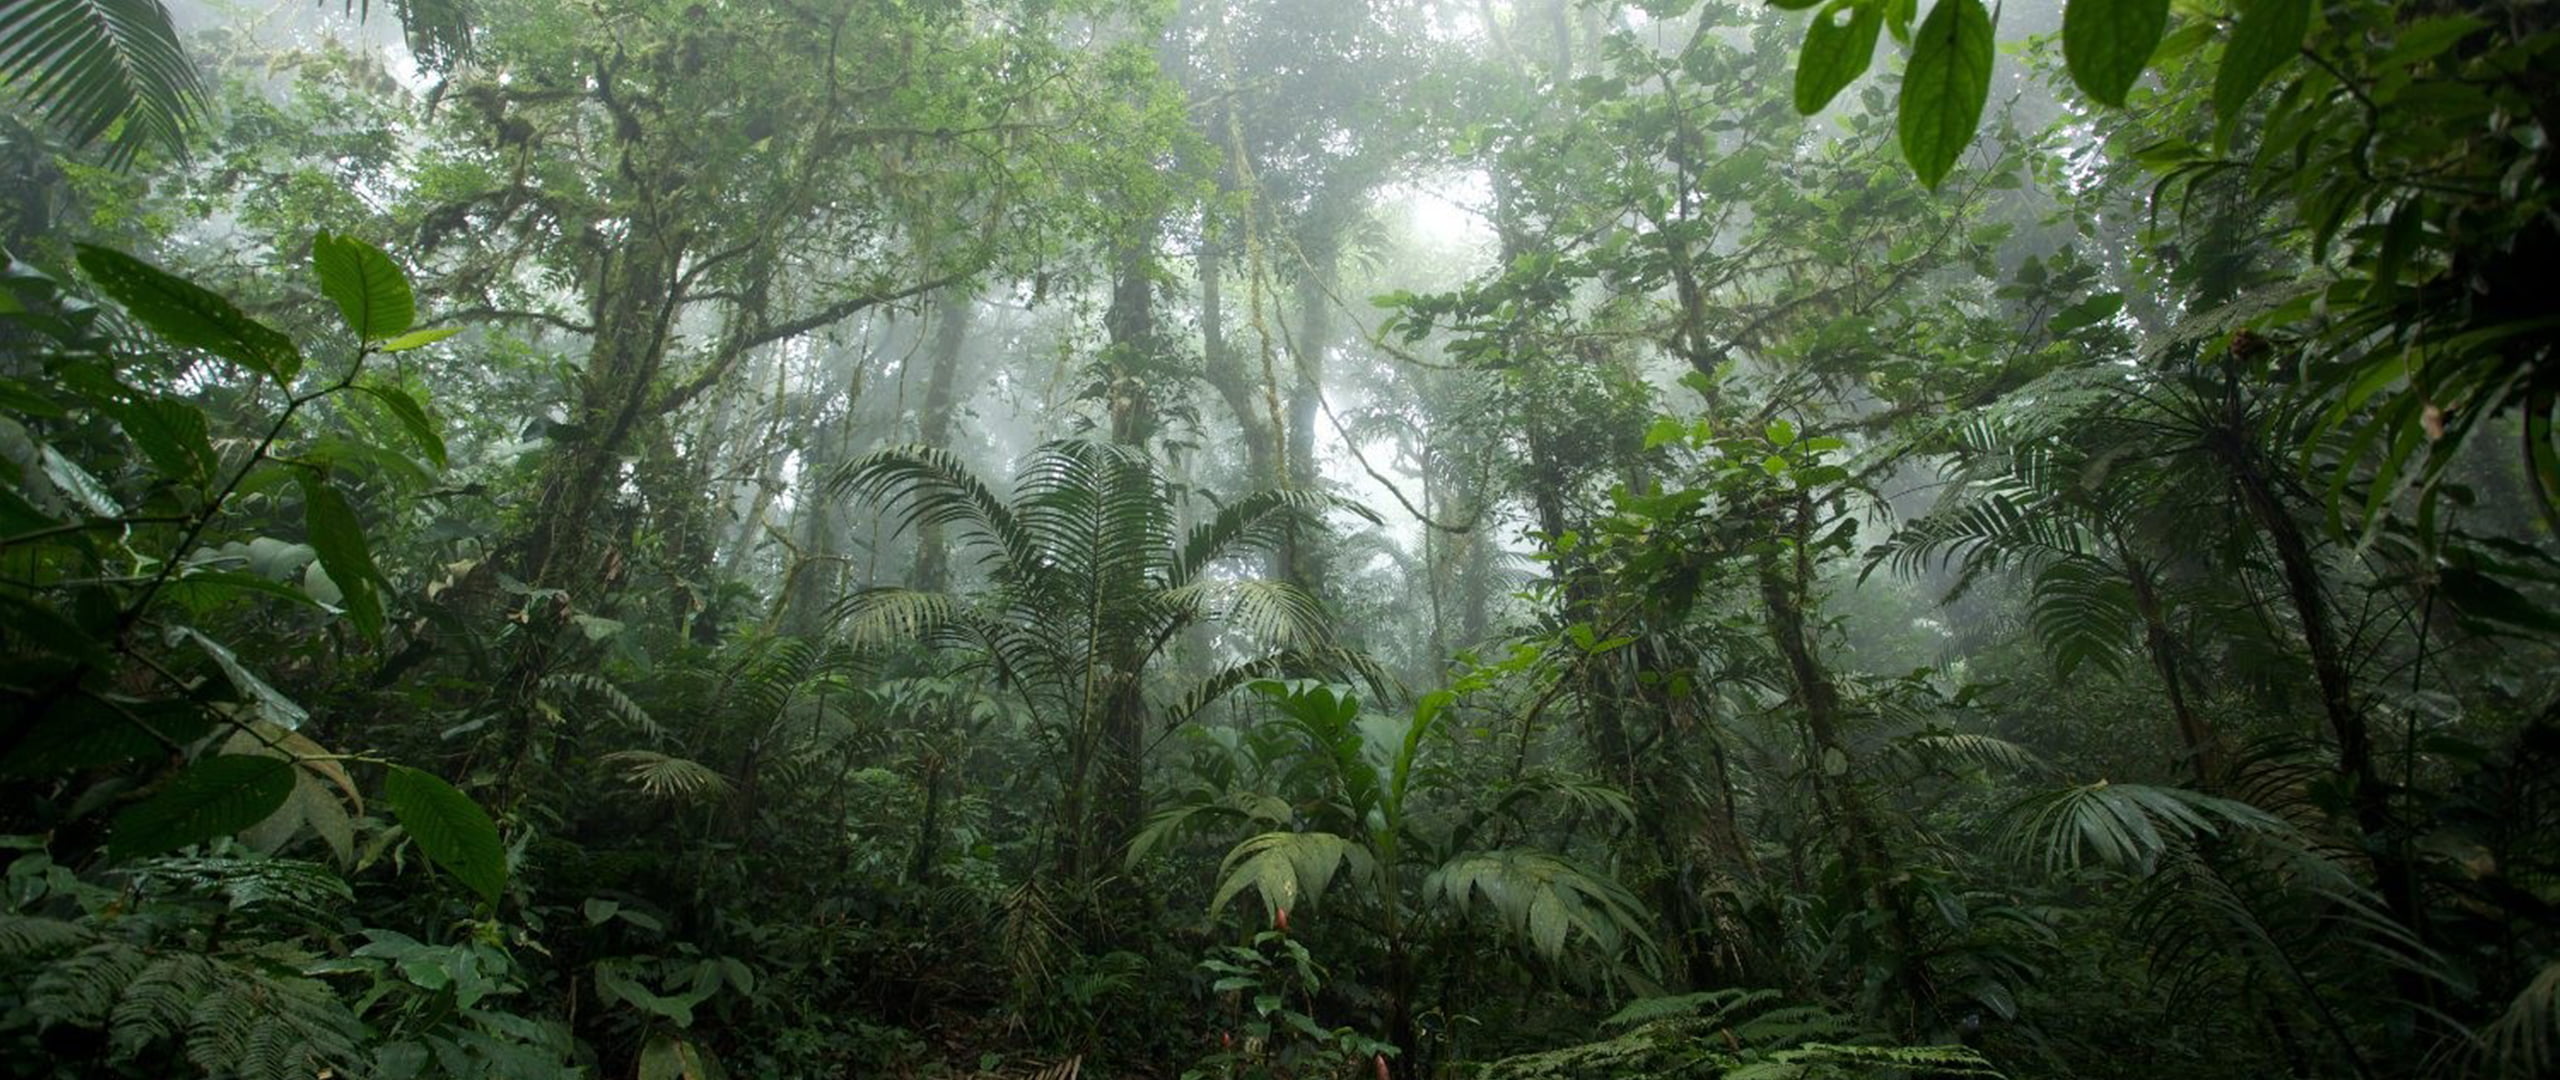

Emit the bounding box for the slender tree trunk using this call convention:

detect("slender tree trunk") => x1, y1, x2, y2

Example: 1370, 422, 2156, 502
913, 289, 976, 592
2126, 558, 2221, 787
2215, 432, 2421, 934
1282, 223, 1338, 591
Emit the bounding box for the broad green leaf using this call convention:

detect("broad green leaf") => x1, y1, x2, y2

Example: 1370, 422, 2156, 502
1795, 0, 1884, 114
639, 1033, 717, 1080
97, 396, 216, 485
2211, 0, 2311, 130
380, 326, 462, 352
356, 384, 447, 468
298, 472, 384, 641
73, 245, 300, 381
2062, 0, 2170, 107
109, 754, 296, 858
384, 765, 506, 904
311, 232, 415, 341
1898, 0, 1994, 189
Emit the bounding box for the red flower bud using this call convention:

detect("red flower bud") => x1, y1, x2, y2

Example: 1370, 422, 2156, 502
1221, 1031, 1234, 1049
1375, 1052, 1391, 1080
1274, 906, 1291, 933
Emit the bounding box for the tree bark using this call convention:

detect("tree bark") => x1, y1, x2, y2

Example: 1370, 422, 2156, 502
913, 289, 975, 592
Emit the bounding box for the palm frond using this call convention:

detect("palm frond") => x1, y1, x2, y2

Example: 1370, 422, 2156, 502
1421, 849, 1660, 972
599, 750, 733, 801
1218, 578, 1333, 651
1208, 831, 1376, 922
832, 587, 970, 648
832, 445, 1039, 576
0, 0, 204, 165
1997, 781, 2285, 876
2026, 557, 2140, 678
540, 672, 659, 737
2487, 958, 2560, 1077
1171, 488, 1356, 585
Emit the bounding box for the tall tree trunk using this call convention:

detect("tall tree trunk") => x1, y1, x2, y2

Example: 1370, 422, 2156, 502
913, 289, 975, 592
1201, 217, 1281, 493
496, 228, 688, 795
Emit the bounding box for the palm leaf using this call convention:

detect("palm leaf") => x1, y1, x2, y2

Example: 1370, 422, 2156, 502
832, 445, 1040, 577
1170, 488, 1361, 585
0, 0, 204, 166
1421, 849, 1661, 972
599, 750, 733, 801
2488, 958, 2560, 1077
1997, 780, 2285, 876
1208, 830, 1376, 921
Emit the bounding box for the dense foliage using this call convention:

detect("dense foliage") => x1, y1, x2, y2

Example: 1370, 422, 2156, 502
2, 0, 2554, 1077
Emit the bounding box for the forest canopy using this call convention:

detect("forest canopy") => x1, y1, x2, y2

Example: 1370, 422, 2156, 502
1, 0, 2555, 1077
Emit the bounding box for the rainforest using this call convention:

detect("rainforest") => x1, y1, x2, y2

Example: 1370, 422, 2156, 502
0, 0, 2554, 1076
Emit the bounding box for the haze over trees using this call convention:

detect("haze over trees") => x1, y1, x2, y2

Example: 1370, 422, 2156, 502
0, 0, 2554, 1077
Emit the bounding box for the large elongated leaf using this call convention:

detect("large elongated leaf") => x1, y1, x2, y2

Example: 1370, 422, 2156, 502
297, 472, 384, 642
1794, 0, 1884, 115
2062, 0, 2170, 106
108, 754, 296, 858
2211, 0, 2310, 128
73, 245, 300, 381
0, 0, 204, 166
310, 231, 414, 341
383, 765, 505, 904
1896, 0, 1993, 189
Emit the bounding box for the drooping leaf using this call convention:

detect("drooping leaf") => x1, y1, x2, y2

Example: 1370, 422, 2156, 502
1795, 0, 1884, 114
383, 765, 505, 904
2062, 0, 2170, 107
1896, 0, 1994, 189
297, 472, 384, 642
378, 325, 461, 352
108, 754, 296, 858
356, 383, 446, 467
2211, 0, 2311, 130
171, 626, 310, 729
310, 232, 414, 341
73, 245, 300, 381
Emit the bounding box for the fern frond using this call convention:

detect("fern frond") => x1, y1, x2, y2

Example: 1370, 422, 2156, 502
0, 914, 89, 958
27, 940, 148, 1027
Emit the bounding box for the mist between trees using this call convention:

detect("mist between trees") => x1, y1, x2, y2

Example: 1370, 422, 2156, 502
1, 0, 2555, 1077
